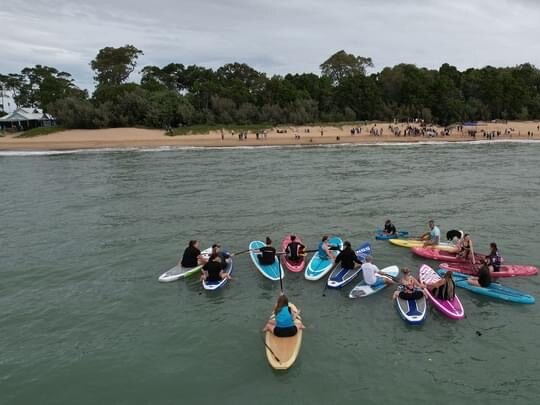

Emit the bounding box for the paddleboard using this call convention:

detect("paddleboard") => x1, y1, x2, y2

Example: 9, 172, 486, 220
158, 247, 211, 282
439, 262, 538, 278
349, 265, 399, 298
389, 239, 457, 252
375, 230, 409, 240
281, 234, 306, 273
327, 242, 372, 288
202, 254, 233, 291
249, 240, 284, 281
411, 247, 485, 263
436, 270, 535, 304
419, 264, 464, 319
304, 236, 343, 281
395, 288, 428, 325
265, 303, 303, 370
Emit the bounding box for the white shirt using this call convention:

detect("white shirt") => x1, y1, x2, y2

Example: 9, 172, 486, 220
362, 262, 380, 285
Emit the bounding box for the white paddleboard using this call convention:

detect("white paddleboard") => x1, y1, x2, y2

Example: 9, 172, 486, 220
349, 265, 399, 298
158, 247, 211, 282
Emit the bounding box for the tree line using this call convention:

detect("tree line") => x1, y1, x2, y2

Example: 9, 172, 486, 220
1, 45, 540, 128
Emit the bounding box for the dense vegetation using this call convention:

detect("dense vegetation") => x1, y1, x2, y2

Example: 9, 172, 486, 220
2, 45, 540, 129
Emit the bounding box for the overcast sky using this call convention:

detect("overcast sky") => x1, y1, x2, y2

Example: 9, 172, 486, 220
1, 0, 540, 91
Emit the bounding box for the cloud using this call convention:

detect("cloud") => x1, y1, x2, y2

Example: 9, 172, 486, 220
1, 0, 540, 91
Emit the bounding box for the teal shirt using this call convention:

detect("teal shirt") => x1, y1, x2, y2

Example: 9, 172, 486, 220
430, 226, 441, 242
275, 306, 295, 328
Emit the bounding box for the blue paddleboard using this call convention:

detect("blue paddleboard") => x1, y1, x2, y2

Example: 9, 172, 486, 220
304, 236, 343, 281
249, 241, 284, 281
375, 230, 409, 240
202, 252, 233, 291
437, 270, 535, 304
327, 242, 372, 288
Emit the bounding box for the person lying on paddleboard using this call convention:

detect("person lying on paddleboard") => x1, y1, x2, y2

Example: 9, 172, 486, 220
285, 235, 306, 263
383, 219, 397, 235
262, 294, 305, 337
456, 233, 475, 264
484, 242, 503, 273
212, 243, 232, 270
180, 240, 204, 267
426, 271, 456, 300
255, 237, 277, 265
334, 241, 363, 270
392, 268, 426, 300
318, 235, 337, 260
467, 263, 492, 288
420, 219, 441, 247
361, 255, 395, 287
201, 252, 232, 282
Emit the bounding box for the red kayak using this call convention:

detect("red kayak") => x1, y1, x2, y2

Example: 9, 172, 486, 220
281, 234, 306, 273
411, 247, 485, 263
440, 262, 539, 278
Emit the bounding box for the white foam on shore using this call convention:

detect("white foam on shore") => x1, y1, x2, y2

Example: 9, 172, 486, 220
1, 139, 539, 156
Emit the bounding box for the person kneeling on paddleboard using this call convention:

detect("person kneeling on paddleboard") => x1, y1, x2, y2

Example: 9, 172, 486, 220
392, 268, 426, 300
212, 243, 232, 270
484, 242, 503, 273
334, 241, 362, 270
318, 235, 337, 261
263, 294, 305, 337
456, 234, 475, 264
180, 240, 204, 267
201, 252, 232, 282
427, 271, 456, 300
383, 219, 397, 236
362, 255, 394, 288
285, 235, 306, 263
257, 237, 277, 265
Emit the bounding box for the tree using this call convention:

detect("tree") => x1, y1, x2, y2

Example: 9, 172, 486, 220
320, 50, 373, 86
90, 45, 143, 86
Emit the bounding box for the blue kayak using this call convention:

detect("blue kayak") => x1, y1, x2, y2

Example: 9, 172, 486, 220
249, 241, 284, 281
375, 230, 409, 240
305, 236, 343, 281
327, 242, 372, 288
437, 269, 535, 304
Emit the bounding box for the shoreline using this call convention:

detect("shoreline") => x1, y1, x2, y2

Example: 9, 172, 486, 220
0, 122, 538, 151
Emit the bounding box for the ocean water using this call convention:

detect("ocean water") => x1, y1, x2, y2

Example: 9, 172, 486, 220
1, 142, 539, 405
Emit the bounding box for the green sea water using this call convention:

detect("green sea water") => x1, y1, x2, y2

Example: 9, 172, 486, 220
1, 142, 540, 405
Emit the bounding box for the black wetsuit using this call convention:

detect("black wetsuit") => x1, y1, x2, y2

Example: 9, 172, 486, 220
258, 246, 276, 265
286, 241, 305, 261
203, 260, 222, 282
384, 223, 397, 234
334, 248, 362, 270
181, 246, 200, 267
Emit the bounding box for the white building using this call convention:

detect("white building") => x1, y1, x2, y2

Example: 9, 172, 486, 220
0, 107, 56, 131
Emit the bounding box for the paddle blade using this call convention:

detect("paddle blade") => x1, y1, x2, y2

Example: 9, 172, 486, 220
355, 242, 372, 261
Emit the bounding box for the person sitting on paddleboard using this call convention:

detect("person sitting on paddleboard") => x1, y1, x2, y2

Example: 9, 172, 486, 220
456, 233, 475, 264
361, 255, 395, 287
392, 268, 426, 300
468, 263, 492, 288
420, 220, 441, 247
285, 235, 306, 263
180, 240, 203, 267
334, 241, 363, 270
383, 219, 397, 235
257, 237, 277, 265
262, 294, 305, 337
212, 243, 232, 270
201, 252, 232, 282
484, 242, 503, 273
427, 271, 456, 300
318, 235, 336, 260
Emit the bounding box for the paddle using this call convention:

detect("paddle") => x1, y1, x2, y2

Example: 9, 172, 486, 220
231, 248, 252, 256
263, 337, 281, 363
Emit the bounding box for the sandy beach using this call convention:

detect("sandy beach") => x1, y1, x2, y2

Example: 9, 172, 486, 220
1, 122, 539, 151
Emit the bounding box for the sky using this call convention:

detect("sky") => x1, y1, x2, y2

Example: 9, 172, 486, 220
1, 0, 540, 92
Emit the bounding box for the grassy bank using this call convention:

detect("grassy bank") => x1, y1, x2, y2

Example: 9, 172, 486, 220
16, 126, 66, 138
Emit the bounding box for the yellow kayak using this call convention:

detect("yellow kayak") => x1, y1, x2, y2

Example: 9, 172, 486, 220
265, 303, 303, 370
389, 238, 458, 252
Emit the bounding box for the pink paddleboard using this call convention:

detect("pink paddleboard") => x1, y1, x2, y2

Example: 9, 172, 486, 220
411, 247, 485, 263
419, 264, 465, 320
439, 262, 538, 278
281, 234, 306, 273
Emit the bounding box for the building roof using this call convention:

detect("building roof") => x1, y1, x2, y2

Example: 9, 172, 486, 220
0, 107, 55, 122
